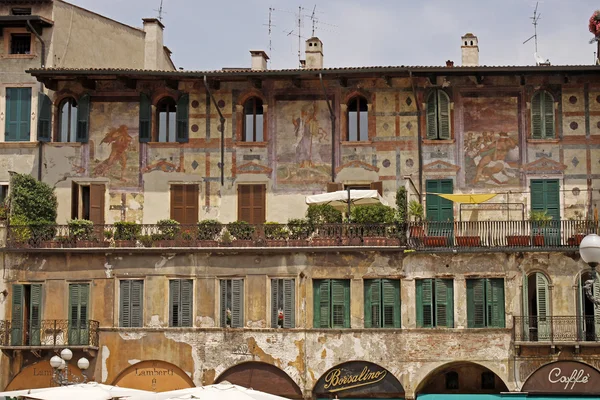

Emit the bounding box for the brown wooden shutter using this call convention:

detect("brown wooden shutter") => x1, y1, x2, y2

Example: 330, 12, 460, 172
327, 183, 343, 192
184, 185, 199, 225
71, 182, 80, 219
253, 185, 266, 224
238, 185, 253, 223
238, 184, 266, 224
370, 181, 383, 196
171, 185, 185, 223
89, 184, 105, 225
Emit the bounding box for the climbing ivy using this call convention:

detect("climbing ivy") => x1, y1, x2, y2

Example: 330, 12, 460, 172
8, 173, 57, 225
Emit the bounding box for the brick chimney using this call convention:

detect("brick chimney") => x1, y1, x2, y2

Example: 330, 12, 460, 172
305, 37, 323, 69
461, 33, 479, 67
143, 18, 165, 70
250, 50, 269, 70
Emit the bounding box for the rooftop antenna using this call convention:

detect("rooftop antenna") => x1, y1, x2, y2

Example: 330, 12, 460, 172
310, 5, 317, 36
155, 0, 166, 21
523, 2, 549, 65
263, 7, 276, 64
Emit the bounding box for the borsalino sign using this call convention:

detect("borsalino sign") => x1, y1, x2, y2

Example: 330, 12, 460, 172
314, 361, 404, 396
522, 361, 600, 394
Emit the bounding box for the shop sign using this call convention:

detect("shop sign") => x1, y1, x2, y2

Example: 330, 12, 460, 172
324, 365, 387, 392
314, 361, 404, 396
522, 361, 600, 394
112, 360, 195, 392
5, 360, 83, 391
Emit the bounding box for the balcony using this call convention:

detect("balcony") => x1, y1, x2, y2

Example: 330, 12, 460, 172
2, 220, 596, 251
0, 320, 100, 349
513, 316, 600, 345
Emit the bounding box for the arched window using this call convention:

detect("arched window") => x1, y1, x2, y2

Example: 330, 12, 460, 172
243, 97, 264, 142
157, 97, 177, 142
579, 271, 600, 341
347, 96, 368, 141
531, 90, 555, 139
426, 90, 451, 140
58, 97, 78, 142
522, 272, 550, 341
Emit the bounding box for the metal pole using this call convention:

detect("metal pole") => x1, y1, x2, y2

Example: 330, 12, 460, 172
203, 76, 226, 186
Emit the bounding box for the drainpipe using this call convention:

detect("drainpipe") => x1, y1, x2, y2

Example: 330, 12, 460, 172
27, 20, 46, 181
409, 70, 423, 202
203, 76, 226, 186
319, 73, 336, 182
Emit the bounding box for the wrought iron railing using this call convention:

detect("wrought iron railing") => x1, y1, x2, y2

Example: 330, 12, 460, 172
4, 220, 598, 250
0, 320, 99, 347
514, 316, 600, 342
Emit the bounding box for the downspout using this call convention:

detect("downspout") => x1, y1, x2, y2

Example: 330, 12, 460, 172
203, 76, 226, 186
409, 70, 423, 201
319, 73, 336, 182
27, 20, 46, 181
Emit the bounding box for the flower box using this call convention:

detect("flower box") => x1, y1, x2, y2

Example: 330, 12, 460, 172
423, 236, 448, 247
456, 236, 481, 247
363, 237, 388, 246
506, 235, 530, 246
114, 240, 136, 248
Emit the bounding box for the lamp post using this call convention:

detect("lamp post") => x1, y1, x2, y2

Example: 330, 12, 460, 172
49, 348, 90, 386
579, 233, 600, 306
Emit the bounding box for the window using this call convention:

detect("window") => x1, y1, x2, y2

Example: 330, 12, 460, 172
531, 90, 555, 139
0, 184, 8, 204
416, 279, 454, 328
271, 279, 295, 328
5, 87, 31, 142
530, 179, 560, 221
11, 284, 42, 346
467, 278, 505, 328
347, 96, 368, 141
58, 98, 78, 142
220, 279, 244, 328
426, 179, 453, 222
119, 280, 143, 328
445, 371, 459, 390
238, 184, 265, 224
68, 283, 90, 345
10, 34, 31, 54
579, 271, 600, 341
72, 182, 105, 224
169, 279, 193, 327
157, 97, 177, 142
364, 279, 400, 328
426, 90, 451, 140
170, 184, 199, 225
481, 372, 496, 390
523, 272, 550, 341
313, 279, 350, 328
243, 97, 264, 142
12, 8, 32, 15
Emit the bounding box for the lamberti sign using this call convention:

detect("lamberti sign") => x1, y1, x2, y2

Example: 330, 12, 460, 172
522, 361, 600, 395
5, 360, 84, 391
314, 361, 404, 397
112, 360, 195, 392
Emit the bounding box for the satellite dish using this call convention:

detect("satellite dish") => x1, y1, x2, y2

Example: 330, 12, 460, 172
534, 52, 550, 66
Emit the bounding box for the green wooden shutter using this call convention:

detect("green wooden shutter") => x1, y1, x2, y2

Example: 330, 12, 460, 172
426, 92, 438, 139
467, 279, 485, 328
176, 93, 189, 143
371, 280, 382, 328
130, 280, 143, 328
314, 280, 331, 328
426, 180, 453, 222
331, 280, 348, 328
231, 279, 243, 328
271, 279, 279, 328
536, 273, 550, 340
439, 180, 454, 222
119, 280, 131, 327
76, 94, 90, 143
169, 280, 179, 327
531, 92, 543, 139
29, 284, 42, 346
544, 180, 560, 221
180, 279, 192, 327
435, 279, 453, 328
530, 180, 545, 213
139, 93, 151, 143
11, 285, 24, 346
283, 279, 295, 328
68, 283, 80, 345
364, 280, 374, 328
220, 280, 227, 327
437, 91, 450, 140
522, 274, 530, 340
542, 91, 555, 138
5, 88, 31, 142
37, 92, 52, 142
488, 279, 505, 328
382, 279, 400, 328
417, 279, 433, 328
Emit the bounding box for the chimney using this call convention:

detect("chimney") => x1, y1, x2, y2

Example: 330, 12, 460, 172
143, 18, 165, 70
250, 50, 269, 70
461, 33, 479, 67
305, 37, 323, 69
446, 60, 454, 67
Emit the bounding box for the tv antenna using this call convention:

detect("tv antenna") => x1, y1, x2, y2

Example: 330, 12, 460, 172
523, 2, 549, 65
155, 0, 166, 21
263, 7, 276, 64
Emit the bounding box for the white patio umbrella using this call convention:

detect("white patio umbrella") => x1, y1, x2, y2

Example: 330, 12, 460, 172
0, 382, 150, 400
306, 189, 389, 216
125, 382, 291, 400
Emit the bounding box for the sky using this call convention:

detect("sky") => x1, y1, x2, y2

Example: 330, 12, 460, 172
69, 0, 600, 71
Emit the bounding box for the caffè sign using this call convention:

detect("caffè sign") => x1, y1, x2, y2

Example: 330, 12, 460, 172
314, 361, 404, 396
522, 361, 600, 394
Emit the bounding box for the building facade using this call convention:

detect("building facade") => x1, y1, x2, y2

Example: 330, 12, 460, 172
0, 35, 600, 399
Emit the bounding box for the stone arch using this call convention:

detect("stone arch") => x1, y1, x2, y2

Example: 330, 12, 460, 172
4, 359, 84, 391
521, 360, 600, 394
112, 359, 195, 392
236, 89, 266, 107
343, 89, 372, 105
313, 360, 404, 398
215, 361, 303, 399
414, 361, 509, 395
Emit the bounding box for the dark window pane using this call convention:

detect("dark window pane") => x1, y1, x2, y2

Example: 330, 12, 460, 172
11, 34, 31, 54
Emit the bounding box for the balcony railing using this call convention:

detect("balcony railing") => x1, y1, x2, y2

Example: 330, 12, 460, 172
3, 220, 598, 250
0, 320, 100, 348
514, 316, 600, 343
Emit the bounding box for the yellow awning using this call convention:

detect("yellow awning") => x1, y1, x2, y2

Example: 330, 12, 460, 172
434, 193, 498, 204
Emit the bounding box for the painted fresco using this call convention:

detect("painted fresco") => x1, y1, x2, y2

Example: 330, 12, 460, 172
463, 96, 520, 187
90, 102, 140, 189
275, 100, 331, 189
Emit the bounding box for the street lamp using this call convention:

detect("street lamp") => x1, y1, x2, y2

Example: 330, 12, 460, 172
579, 233, 600, 306
49, 348, 89, 386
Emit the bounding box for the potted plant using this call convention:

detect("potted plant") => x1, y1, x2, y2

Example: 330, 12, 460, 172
529, 210, 552, 246
197, 219, 222, 247
263, 222, 288, 247
287, 218, 311, 246
350, 204, 395, 246
224, 221, 255, 247
153, 219, 181, 247
113, 221, 140, 247
306, 204, 342, 246
67, 219, 96, 247
455, 220, 481, 247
